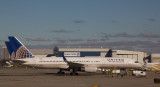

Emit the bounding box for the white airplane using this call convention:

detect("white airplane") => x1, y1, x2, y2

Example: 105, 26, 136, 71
5, 36, 142, 75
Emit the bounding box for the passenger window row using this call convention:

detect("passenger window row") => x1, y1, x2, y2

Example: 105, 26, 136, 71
39, 61, 100, 63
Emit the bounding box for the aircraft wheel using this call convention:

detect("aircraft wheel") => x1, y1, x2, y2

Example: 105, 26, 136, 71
57, 72, 61, 74
75, 73, 79, 76
70, 73, 73, 75
61, 72, 65, 74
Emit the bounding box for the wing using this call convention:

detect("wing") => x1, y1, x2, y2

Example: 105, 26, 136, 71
62, 55, 84, 68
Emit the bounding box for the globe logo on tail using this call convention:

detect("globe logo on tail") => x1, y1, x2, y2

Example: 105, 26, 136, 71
16, 46, 32, 59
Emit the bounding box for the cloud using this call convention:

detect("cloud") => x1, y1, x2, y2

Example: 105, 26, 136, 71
68, 38, 84, 42
87, 38, 99, 42
113, 32, 136, 38
101, 32, 135, 38
138, 33, 160, 38
53, 37, 68, 43
100, 32, 111, 39
111, 20, 118, 23
56, 39, 68, 43
26, 39, 160, 54
150, 41, 159, 44
25, 38, 51, 41
54, 37, 84, 43
74, 20, 85, 24
24, 32, 160, 53
51, 29, 73, 33
148, 18, 156, 22
101, 32, 160, 39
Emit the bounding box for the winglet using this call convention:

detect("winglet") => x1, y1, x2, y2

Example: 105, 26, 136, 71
62, 55, 67, 62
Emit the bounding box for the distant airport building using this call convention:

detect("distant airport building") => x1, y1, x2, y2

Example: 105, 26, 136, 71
51, 47, 146, 63
2, 46, 9, 59
56, 47, 110, 57
114, 50, 146, 63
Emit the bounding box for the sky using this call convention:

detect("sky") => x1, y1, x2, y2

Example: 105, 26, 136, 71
0, 0, 160, 53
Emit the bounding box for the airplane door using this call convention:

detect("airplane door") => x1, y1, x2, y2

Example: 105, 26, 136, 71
102, 59, 106, 67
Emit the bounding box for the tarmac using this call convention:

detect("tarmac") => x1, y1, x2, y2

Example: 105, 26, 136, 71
0, 67, 160, 87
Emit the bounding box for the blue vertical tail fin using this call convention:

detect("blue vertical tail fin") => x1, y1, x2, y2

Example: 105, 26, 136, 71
5, 41, 16, 59
6, 36, 33, 59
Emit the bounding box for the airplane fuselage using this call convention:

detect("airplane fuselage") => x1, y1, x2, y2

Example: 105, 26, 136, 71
16, 56, 142, 69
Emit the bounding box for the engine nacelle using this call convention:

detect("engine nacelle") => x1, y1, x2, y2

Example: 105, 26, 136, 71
82, 66, 98, 72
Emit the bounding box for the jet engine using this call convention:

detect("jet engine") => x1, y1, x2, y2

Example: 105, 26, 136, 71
82, 66, 98, 72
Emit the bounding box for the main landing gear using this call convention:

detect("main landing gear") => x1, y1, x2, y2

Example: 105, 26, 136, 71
70, 69, 79, 76
57, 69, 65, 74
57, 69, 79, 76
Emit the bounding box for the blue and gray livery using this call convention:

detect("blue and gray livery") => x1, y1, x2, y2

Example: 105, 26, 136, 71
5, 36, 33, 59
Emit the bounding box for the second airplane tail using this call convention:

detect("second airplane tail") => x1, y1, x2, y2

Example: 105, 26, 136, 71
5, 36, 33, 59
5, 41, 16, 59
